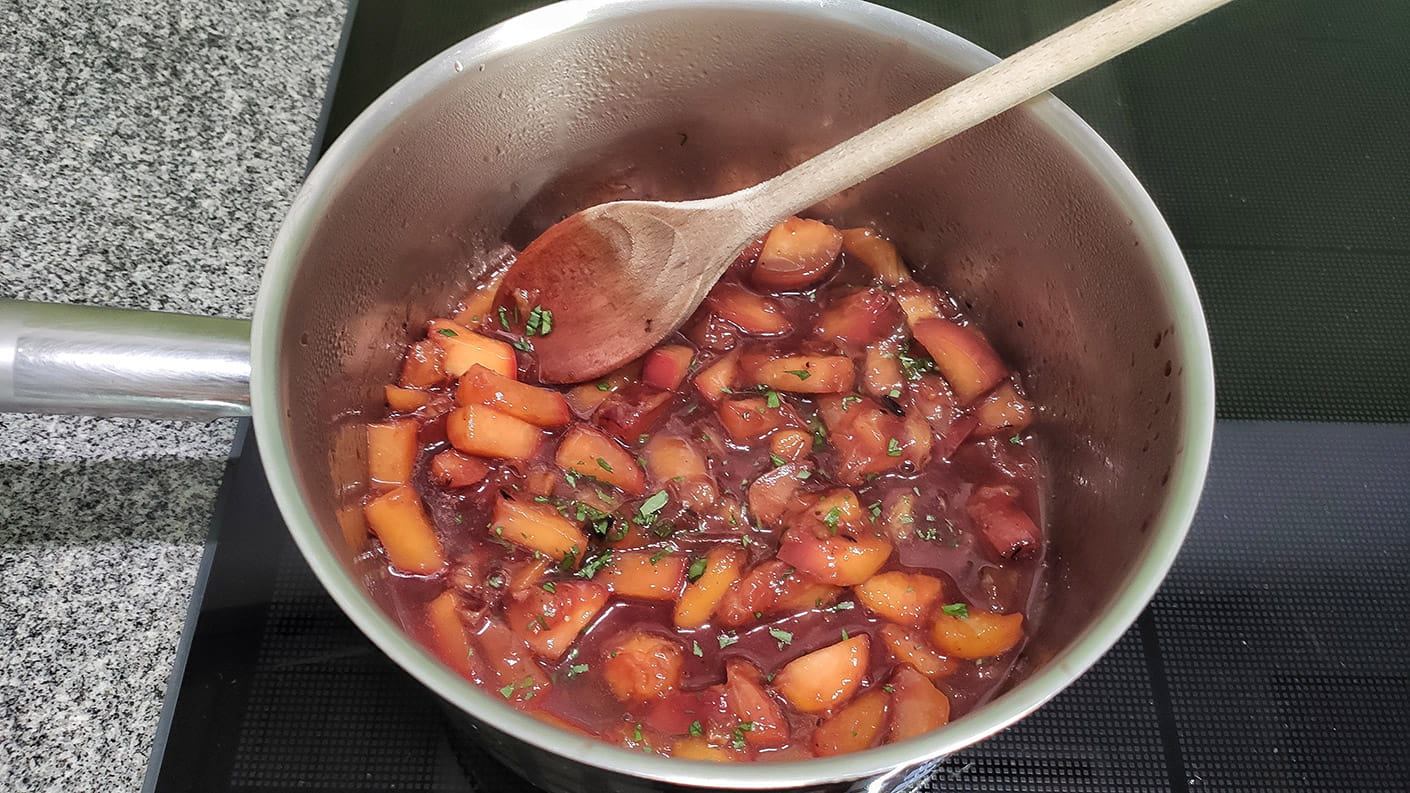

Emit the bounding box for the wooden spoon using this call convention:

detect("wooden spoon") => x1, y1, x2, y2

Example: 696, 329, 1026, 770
504, 0, 1233, 383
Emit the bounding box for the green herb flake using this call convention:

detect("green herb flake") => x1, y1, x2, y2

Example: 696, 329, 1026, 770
888, 388, 902, 399
829, 600, 855, 612
941, 602, 970, 619
841, 628, 850, 640
564, 470, 579, 487
596, 381, 611, 391
541, 581, 556, 593
566, 663, 589, 678
487, 574, 505, 589
718, 632, 739, 649
689, 720, 703, 737
796, 469, 813, 480
687, 556, 708, 582
883, 684, 895, 693
558, 548, 578, 572
497, 305, 512, 330
822, 506, 842, 532
765, 390, 782, 409
649, 548, 670, 565
577, 551, 614, 578
436, 328, 458, 337
768, 628, 794, 648
499, 684, 516, 698
783, 369, 811, 381
633, 723, 644, 743
639, 489, 670, 518
769, 453, 787, 467
1009, 434, 1025, 446
596, 457, 614, 473
840, 395, 863, 411
525, 305, 554, 336
692, 640, 703, 657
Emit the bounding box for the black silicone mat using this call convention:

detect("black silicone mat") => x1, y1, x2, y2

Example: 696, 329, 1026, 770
142, 421, 1410, 793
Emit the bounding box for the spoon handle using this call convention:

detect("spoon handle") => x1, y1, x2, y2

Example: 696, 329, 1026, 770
732, 0, 1234, 222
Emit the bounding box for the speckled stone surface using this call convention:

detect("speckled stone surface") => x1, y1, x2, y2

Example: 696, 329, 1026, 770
0, 1, 345, 790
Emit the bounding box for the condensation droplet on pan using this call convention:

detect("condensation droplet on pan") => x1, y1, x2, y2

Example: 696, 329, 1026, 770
453, 60, 464, 73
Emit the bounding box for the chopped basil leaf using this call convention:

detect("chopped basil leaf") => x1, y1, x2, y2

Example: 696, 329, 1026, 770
687, 556, 708, 582
765, 390, 782, 409
840, 395, 863, 410
941, 602, 970, 619
769, 453, 787, 467
822, 506, 842, 532
596, 381, 611, 391
1009, 434, 1025, 445
576, 551, 613, 578
437, 328, 458, 337
692, 640, 703, 657
649, 548, 670, 564
596, 457, 614, 473
498, 684, 516, 698
497, 306, 511, 330
887, 387, 901, 398
633, 723, 644, 742
566, 663, 589, 678
796, 469, 812, 480
882, 684, 895, 693
783, 369, 811, 380
511, 338, 533, 352
829, 601, 855, 612
886, 437, 903, 456
768, 628, 793, 647
841, 628, 850, 640
541, 582, 556, 593
689, 720, 703, 737
718, 632, 739, 648
639, 490, 669, 517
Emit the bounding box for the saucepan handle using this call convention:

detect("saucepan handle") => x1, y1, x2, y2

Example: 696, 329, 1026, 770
0, 299, 252, 420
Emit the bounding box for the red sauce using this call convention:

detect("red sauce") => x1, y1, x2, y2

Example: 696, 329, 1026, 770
362, 217, 1044, 760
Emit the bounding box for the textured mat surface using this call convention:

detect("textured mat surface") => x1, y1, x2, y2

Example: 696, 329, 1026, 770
145, 422, 1410, 792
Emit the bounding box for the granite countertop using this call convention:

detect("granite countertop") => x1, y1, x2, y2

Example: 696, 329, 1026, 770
1, 1, 345, 789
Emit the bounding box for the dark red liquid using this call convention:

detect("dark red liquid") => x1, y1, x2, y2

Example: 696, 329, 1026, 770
371, 233, 1045, 760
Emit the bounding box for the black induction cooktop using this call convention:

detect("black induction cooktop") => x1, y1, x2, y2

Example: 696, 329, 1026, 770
141, 1, 1410, 791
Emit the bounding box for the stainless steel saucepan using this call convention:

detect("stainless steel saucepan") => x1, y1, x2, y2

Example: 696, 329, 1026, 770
0, 1, 1215, 790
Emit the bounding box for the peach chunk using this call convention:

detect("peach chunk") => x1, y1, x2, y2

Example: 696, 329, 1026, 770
595, 384, 674, 443
642, 345, 695, 391
490, 496, 587, 564
429, 449, 491, 488
818, 395, 910, 484
966, 485, 1041, 559
878, 624, 958, 680
891, 281, 949, 326
717, 660, 790, 748
815, 288, 901, 351
363, 485, 445, 575
565, 362, 639, 415
674, 547, 745, 629
773, 635, 870, 713
600, 550, 687, 600
456, 364, 570, 427
854, 572, 946, 626
446, 403, 542, 460
910, 318, 1008, 405
643, 434, 717, 512
887, 665, 951, 742
973, 382, 1034, 435
752, 216, 842, 291
428, 319, 516, 378
746, 464, 808, 529
452, 267, 505, 326
863, 342, 904, 400
555, 425, 647, 494
693, 350, 739, 403
812, 689, 889, 757
504, 580, 608, 660
777, 525, 892, 587
840, 227, 911, 286
602, 632, 685, 702
741, 354, 855, 394
472, 616, 550, 704
931, 610, 1024, 659
707, 283, 792, 335
367, 418, 417, 486
425, 591, 473, 675
718, 396, 805, 443
399, 339, 449, 388
669, 737, 736, 762
769, 429, 812, 463
384, 384, 430, 412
